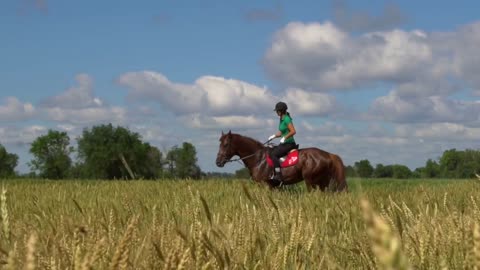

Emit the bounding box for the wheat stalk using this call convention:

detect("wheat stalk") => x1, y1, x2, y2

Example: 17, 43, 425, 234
81, 237, 106, 270
6, 242, 17, 270
1, 187, 10, 243
49, 256, 58, 270
360, 198, 411, 270
25, 233, 38, 270
109, 216, 138, 270
176, 247, 191, 270
108, 209, 115, 242
473, 223, 480, 270
73, 227, 83, 270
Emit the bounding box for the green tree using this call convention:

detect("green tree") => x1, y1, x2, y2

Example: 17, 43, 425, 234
165, 142, 201, 179
458, 149, 480, 178
422, 159, 440, 178
0, 144, 18, 178
354, 159, 373, 178
69, 162, 88, 179
76, 124, 163, 179
345, 165, 356, 177
29, 130, 73, 179
417, 149, 480, 179
392, 164, 412, 179
412, 167, 423, 178
373, 164, 393, 178
141, 145, 165, 179
439, 149, 463, 178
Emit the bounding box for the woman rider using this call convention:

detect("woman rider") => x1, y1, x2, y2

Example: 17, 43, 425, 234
267, 101, 297, 183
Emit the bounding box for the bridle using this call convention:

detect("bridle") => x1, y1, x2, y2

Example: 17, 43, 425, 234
221, 140, 272, 164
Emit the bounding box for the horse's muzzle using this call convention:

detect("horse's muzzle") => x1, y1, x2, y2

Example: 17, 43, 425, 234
216, 153, 227, 167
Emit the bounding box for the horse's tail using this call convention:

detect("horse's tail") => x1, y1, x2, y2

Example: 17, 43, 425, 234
329, 153, 348, 192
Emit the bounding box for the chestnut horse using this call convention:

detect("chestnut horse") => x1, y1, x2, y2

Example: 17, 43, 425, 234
215, 131, 348, 192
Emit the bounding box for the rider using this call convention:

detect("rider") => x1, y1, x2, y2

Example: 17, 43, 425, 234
267, 101, 297, 182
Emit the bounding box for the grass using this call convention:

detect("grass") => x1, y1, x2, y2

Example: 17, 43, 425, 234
0, 178, 479, 269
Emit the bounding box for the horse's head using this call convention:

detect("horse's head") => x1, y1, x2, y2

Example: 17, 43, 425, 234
216, 130, 235, 167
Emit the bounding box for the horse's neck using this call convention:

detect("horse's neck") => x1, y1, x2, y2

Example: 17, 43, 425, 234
233, 135, 265, 170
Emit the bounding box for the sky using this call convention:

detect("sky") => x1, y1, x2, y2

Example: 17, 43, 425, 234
2, 0, 480, 174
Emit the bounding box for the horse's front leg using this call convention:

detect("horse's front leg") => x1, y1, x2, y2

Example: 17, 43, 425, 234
263, 178, 282, 189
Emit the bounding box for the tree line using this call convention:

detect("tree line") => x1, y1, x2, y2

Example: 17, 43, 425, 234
344, 148, 480, 179
2, 125, 480, 180
0, 123, 202, 180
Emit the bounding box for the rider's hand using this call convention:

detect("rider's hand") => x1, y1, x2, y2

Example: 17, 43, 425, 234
268, 134, 276, 141
280, 137, 285, 144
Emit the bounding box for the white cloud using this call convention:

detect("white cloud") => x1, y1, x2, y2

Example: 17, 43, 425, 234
446, 22, 480, 89
183, 114, 276, 130
118, 71, 343, 120
213, 115, 274, 129
43, 106, 127, 125
0, 97, 35, 122
283, 88, 337, 116
301, 120, 346, 136
263, 20, 480, 114
262, 20, 480, 129
118, 71, 206, 114
393, 79, 457, 98
0, 125, 47, 146
118, 71, 277, 116
199, 76, 275, 116
130, 125, 179, 147
42, 74, 96, 109
40, 74, 127, 125
395, 123, 480, 141
369, 91, 480, 124
264, 21, 432, 90
56, 124, 77, 132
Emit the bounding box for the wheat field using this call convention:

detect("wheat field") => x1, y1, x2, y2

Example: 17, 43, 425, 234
0, 178, 479, 269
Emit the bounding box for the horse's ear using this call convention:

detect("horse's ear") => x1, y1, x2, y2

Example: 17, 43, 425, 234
221, 130, 224, 136
228, 130, 232, 135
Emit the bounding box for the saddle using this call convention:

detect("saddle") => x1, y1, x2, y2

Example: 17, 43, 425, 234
266, 144, 300, 168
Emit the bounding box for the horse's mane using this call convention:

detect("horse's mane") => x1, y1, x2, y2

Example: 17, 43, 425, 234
232, 133, 265, 149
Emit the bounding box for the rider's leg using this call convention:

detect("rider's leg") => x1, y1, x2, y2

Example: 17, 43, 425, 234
270, 144, 293, 181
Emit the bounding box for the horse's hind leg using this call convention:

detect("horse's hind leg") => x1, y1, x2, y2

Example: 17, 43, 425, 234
304, 172, 323, 191
305, 180, 325, 192
307, 174, 330, 192
304, 176, 318, 192
305, 180, 313, 192
304, 170, 328, 192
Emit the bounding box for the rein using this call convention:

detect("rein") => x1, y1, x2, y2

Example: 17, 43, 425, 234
224, 140, 271, 164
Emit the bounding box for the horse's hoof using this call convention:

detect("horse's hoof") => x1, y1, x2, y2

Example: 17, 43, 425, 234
268, 179, 283, 187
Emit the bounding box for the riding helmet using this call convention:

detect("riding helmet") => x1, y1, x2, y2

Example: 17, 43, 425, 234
274, 101, 288, 111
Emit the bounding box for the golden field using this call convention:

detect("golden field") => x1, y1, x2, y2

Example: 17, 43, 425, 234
0, 178, 479, 269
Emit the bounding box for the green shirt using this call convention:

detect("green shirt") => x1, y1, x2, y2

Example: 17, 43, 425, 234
279, 115, 295, 144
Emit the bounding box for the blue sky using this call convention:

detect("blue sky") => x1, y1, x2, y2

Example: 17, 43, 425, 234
2, 0, 480, 174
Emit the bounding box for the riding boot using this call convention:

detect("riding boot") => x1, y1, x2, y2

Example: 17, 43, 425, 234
272, 167, 283, 182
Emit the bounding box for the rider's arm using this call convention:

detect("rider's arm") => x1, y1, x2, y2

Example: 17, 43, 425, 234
284, 123, 296, 139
